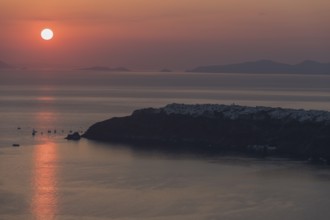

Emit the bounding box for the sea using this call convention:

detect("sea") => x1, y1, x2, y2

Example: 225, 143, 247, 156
1, 70, 330, 220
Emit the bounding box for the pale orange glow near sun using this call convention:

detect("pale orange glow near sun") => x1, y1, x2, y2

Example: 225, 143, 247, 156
41, 28, 54, 41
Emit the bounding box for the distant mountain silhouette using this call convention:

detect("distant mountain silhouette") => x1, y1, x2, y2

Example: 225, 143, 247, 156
188, 60, 330, 74
0, 60, 13, 69
79, 66, 130, 72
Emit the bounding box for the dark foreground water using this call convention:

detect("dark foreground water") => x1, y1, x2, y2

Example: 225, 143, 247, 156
1, 70, 330, 219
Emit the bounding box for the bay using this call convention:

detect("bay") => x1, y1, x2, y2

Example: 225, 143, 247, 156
1, 70, 330, 220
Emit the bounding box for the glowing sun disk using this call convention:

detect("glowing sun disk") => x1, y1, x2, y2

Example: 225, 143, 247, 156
41, 29, 54, 41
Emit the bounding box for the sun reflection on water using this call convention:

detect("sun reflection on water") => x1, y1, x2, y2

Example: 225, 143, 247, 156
31, 138, 58, 219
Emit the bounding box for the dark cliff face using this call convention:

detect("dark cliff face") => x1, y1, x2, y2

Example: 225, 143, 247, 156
83, 105, 330, 161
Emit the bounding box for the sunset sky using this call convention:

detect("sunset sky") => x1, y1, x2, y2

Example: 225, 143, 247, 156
1, 0, 330, 70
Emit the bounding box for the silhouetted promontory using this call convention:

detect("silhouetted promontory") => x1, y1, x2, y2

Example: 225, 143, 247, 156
188, 60, 330, 74
83, 104, 330, 163
79, 66, 130, 72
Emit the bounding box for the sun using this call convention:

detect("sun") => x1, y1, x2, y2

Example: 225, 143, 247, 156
41, 28, 54, 41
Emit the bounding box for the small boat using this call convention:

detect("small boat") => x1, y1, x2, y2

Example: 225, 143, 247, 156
32, 129, 37, 136
12, 144, 20, 147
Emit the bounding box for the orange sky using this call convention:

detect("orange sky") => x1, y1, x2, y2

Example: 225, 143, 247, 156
1, 0, 330, 70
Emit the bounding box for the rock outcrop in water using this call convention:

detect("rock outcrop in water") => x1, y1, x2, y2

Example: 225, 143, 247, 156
83, 104, 330, 162
65, 132, 81, 140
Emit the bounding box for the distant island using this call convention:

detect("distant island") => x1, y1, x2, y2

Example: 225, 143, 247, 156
79, 66, 130, 72
188, 60, 330, 74
83, 103, 330, 164
0, 60, 13, 69
160, 68, 173, 72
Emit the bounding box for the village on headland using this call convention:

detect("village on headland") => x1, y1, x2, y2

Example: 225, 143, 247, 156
81, 103, 330, 165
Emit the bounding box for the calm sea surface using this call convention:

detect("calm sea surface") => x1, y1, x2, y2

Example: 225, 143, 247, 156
1, 70, 330, 220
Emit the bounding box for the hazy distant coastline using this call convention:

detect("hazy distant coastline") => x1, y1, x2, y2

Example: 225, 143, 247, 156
0, 60, 13, 69
78, 66, 131, 72
188, 60, 330, 74
2, 59, 330, 74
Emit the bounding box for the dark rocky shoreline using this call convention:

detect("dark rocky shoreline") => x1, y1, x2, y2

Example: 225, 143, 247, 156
83, 104, 330, 164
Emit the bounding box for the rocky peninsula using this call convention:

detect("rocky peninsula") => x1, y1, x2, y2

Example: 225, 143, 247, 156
83, 104, 330, 163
